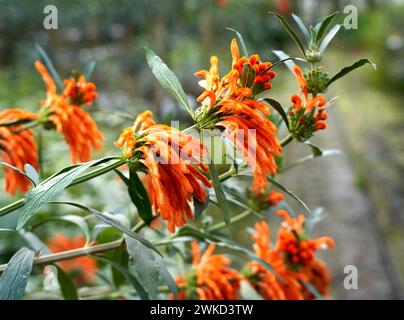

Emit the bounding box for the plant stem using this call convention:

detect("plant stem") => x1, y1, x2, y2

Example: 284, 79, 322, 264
207, 209, 252, 232
0, 240, 123, 273
280, 133, 293, 147
0, 158, 126, 218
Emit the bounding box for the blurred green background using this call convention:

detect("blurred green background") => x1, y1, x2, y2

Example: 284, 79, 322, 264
0, 0, 404, 299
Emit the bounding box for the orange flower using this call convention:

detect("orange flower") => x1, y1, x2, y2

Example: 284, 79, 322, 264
275, 209, 334, 266
275, 210, 334, 298
48, 234, 97, 284
195, 39, 282, 192
248, 220, 306, 300
175, 241, 241, 300
289, 65, 328, 138
0, 109, 39, 195
35, 60, 103, 163
115, 111, 212, 233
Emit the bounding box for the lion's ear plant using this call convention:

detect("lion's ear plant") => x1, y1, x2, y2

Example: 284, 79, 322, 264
0, 11, 374, 300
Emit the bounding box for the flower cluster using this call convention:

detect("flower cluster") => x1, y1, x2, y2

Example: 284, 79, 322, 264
248, 188, 285, 212
174, 242, 241, 300
245, 212, 334, 299
35, 61, 103, 163
115, 111, 212, 233
195, 39, 282, 192
288, 65, 328, 141
0, 109, 39, 194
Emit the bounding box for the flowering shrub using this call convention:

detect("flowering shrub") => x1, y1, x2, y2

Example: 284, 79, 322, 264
0, 11, 374, 300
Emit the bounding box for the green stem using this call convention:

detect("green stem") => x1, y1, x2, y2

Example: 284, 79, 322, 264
0, 159, 126, 218
207, 209, 252, 232
280, 133, 293, 147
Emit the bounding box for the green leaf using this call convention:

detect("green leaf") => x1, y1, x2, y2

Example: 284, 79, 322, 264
17, 160, 96, 229
283, 149, 343, 171
315, 11, 339, 44
267, 177, 312, 216
115, 168, 153, 224
208, 163, 231, 231
241, 63, 256, 88
326, 59, 377, 87
55, 265, 79, 300
17, 157, 119, 230
111, 248, 129, 288
96, 256, 149, 300
0, 161, 37, 187
145, 47, 193, 119
304, 141, 323, 157
291, 14, 310, 43
49, 201, 161, 256
272, 50, 296, 72
83, 61, 96, 80
319, 24, 341, 53
262, 98, 290, 130
35, 43, 63, 90
24, 164, 40, 185
125, 236, 160, 299
193, 195, 209, 220
226, 28, 249, 56
269, 12, 306, 58
302, 281, 324, 300
0, 119, 32, 127
0, 248, 34, 300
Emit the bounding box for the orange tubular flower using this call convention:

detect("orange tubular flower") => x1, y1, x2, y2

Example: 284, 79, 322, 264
115, 111, 212, 233
288, 65, 328, 141
48, 234, 97, 284
195, 39, 282, 192
275, 210, 334, 298
175, 241, 241, 300
0, 109, 39, 195
35, 60, 103, 163
247, 220, 306, 300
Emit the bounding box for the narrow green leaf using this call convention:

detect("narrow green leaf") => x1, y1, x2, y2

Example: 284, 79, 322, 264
17, 161, 95, 229
83, 61, 96, 80
272, 50, 296, 72
24, 164, 40, 186
111, 248, 129, 288
0, 228, 14, 232
193, 195, 209, 220
326, 59, 376, 87
96, 256, 149, 300
145, 47, 193, 119
226, 28, 249, 56
319, 24, 341, 53
241, 63, 256, 88
302, 281, 324, 300
129, 168, 153, 223
19, 230, 50, 254
267, 177, 312, 216
208, 163, 231, 231
46, 213, 91, 245
49, 201, 161, 256
0, 248, 34, 300
315, 11, 339, 44
283, 149, 343, 171
262, 98, 289, 129
55, 265, 79, 300
291, 14, 310, 43
35, 43, 63, 90
304, 141, 323, 157
17, 157, 119, 230
0, 162, 37, 187
269, 12, 306, 58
